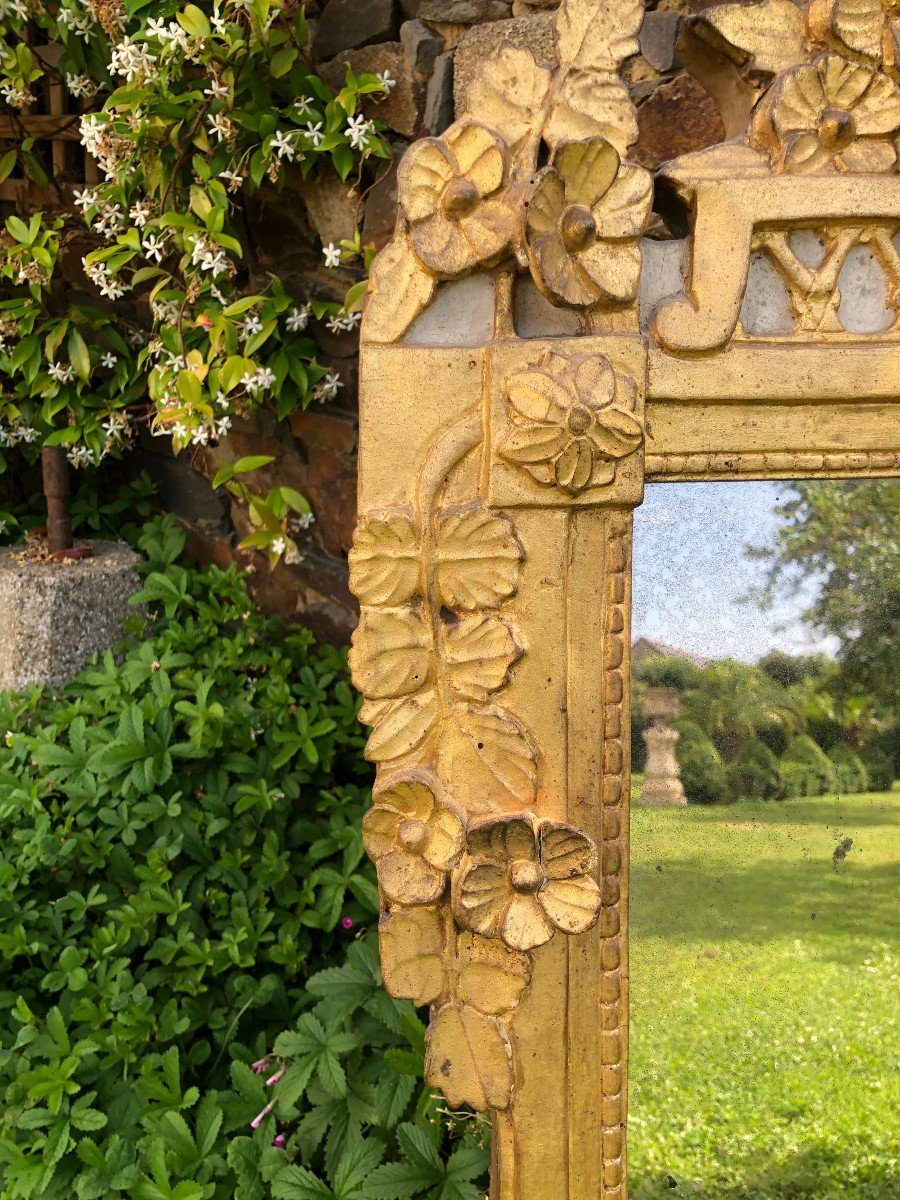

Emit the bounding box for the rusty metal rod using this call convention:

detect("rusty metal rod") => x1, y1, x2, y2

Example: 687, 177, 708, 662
42, 445, 73, 553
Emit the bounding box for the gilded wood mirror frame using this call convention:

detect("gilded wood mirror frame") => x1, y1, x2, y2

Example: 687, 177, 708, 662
348, 3, 900, 1195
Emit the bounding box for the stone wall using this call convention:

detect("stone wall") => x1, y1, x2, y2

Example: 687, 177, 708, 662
153, 0, 730, 644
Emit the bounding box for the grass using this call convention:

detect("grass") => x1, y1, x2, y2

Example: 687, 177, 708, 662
628, 792, 900, 1199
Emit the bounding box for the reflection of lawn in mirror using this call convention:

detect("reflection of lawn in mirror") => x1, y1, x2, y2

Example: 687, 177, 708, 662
628, 792, 900, 1199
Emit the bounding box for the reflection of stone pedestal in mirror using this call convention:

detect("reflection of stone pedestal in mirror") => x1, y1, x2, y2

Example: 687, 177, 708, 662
641, 687, 687, 807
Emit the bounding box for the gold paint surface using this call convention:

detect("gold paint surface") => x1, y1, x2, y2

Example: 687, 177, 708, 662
351, 1, 900, 1196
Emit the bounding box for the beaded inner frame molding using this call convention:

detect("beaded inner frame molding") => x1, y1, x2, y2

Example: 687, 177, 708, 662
349, 2, 900, 1197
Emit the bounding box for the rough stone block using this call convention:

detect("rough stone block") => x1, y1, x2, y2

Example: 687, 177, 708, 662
639, 10, 682, 73
321, 43, 424, 139
635, 73, 725, 170
0, 540, 142, 693
453, 12, 554, 113
296, 170, 361, 249
401, 18, 445, 72
424, 52, 455, 134
419, 0, 511, 22
315, 0, 399, 61
362, 146, 402, 251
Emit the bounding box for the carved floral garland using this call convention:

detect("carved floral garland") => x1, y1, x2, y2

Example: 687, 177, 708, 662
362, 0, 651, 343
349, 468, 604, 1109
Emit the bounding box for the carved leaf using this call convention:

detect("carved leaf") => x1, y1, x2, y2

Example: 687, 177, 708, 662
443, 615, 522, 702
545, 74, 638, 155
439, 703, 538, 812
434, 505, 523, 611
350, 608, 433, 700
379, 905, 445, 1007
349, 510, 421, 606
361, 689, 441, 763
701, 0, 808, 74
455, 932, 531, 1017
466, 46, 553, 148
556, 0, 644, 70
363, 234, 437, 345
830, 0, 891, 60
424, 1001, 514, 1112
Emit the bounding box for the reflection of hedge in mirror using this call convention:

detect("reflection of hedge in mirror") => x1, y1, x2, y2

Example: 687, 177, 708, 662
828, 742, 870, 795
728, 738, 784, 801
780, 735, 837, 797
675, 720, 730, 805
860, 746, 894, 791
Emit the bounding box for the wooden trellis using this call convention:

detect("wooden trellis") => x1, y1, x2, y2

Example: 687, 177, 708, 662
350, 1, 899, 1197
0, 33, 92, 210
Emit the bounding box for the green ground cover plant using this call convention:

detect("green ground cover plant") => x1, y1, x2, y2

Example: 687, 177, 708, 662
629, 793, 900, 1199
0, 520, 488, 1199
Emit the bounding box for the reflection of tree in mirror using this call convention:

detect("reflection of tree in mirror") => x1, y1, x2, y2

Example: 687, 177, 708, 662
749, 480, 900, 713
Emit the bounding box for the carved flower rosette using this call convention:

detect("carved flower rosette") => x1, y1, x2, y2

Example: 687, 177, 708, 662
370, 774, 603, 1112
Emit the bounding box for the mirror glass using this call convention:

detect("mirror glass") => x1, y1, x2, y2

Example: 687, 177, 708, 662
628, 480, 899, 1199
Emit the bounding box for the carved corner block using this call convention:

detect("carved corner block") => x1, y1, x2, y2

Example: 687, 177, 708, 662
485, 337, 647, 509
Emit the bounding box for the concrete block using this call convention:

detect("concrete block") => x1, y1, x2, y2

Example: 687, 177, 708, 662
0, 540, 142, 693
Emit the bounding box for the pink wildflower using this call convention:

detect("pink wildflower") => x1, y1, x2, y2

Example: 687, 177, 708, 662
266, 1068, 284, 1087
250, 1102, 273, 1129
341, 917, 354, 930
273, 1134, 287, 1148
251, 1057, 271, 1074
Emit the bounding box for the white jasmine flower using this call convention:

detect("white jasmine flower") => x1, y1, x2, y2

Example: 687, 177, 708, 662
219, 168, 243, 191
161, 21, 189, 52
0, 81, 34, 107
204, 79, 229, 101
66, 73, 96, 100
145, 16, 167, 38
294, 512, 315, 531
294, 96, 314, 118
256, 366, 276, 390
208, 112, 233, 143
191, 426, 210, 446
271, 536, 286, 556
129, 199, 152, 227
215, 414, 232, 437
172, 421, 188, 440
109, 37, 156, 83
73, 186, 98, 214
48, 362, 76, 384
316, 371, 343, 402
377, 70, 396, 93
67, 445, 95, 468
143, 233, 165, 263
18, 425, 39, 444
345, 114, 374, 151
303, 122, 324, 147
211, 8, 228, 34
270, 130, 296, 161
215, 390, 229, 409
100, 352, 118, 369
285, 304, 310, 333
199, 248, 228, 276
322, 242, 341, 268
240, 313, 263, 340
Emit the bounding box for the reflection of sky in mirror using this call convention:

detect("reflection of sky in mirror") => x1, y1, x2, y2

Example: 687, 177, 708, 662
633, 482, 839, 664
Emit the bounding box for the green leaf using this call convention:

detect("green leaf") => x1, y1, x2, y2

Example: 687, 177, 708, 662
270, 47, 297, 78
0, 148, 17, 185
6, 214, 31, 243
271, 1164, 333, 1200
68, 327, 91, 381
233, 455, 276, 475
178, 4, 210, 37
